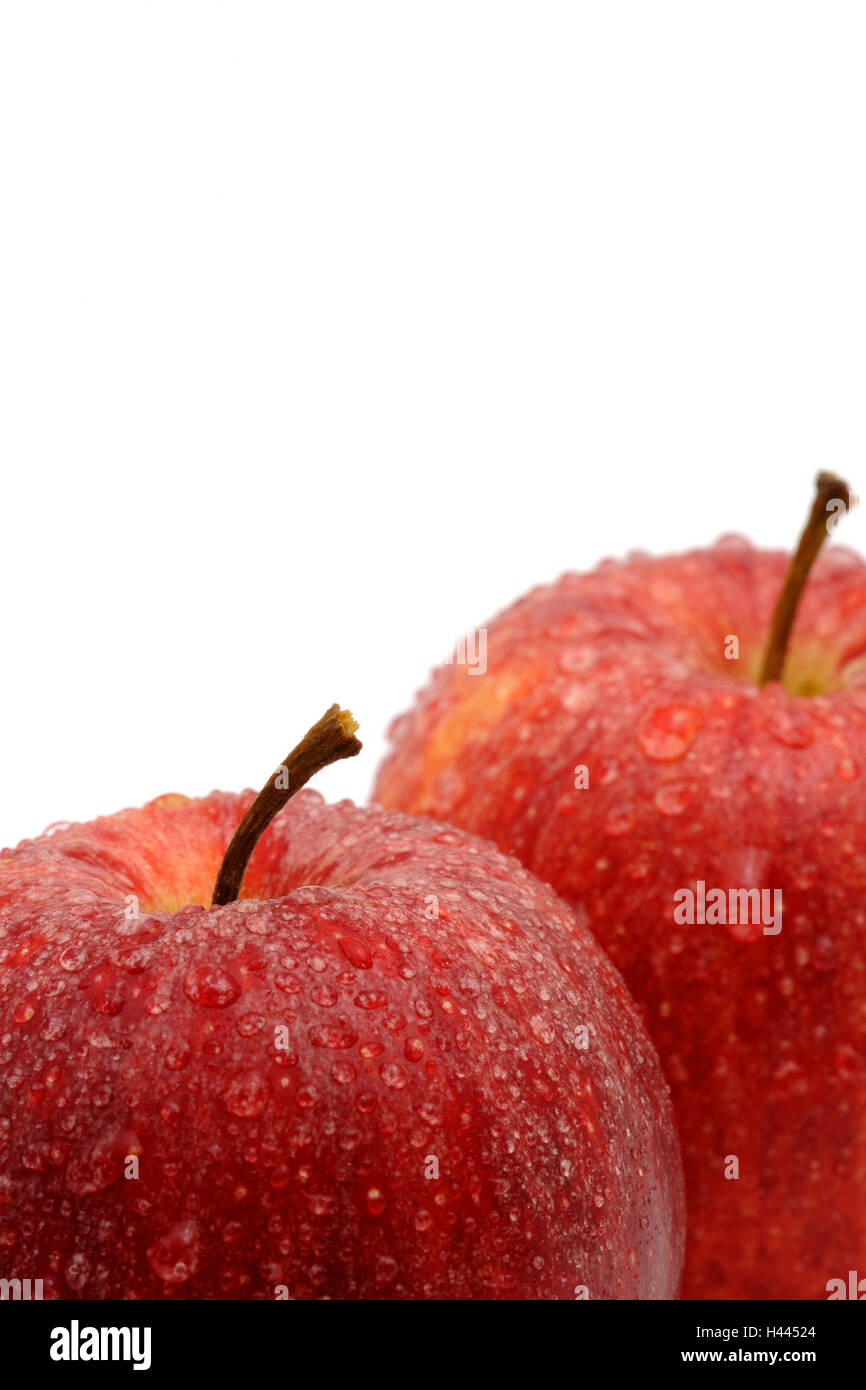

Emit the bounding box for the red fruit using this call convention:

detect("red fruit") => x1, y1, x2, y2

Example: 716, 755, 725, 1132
0, 712, 683, 1300
375, 512, 866, 1299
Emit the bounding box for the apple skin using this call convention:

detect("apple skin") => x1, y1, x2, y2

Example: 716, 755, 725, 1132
0, 788, 683, 1300
374, 540, 866, 1300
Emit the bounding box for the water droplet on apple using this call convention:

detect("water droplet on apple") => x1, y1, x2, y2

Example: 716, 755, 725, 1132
603, 805, 635, 836
222, 1071, 269, 1117
366, 1187, 386, 1215
164, 1040, 192, 1070
66, 1130, 138, 1196
638, 704, 702, 761
418, 1099, 444, 1127
654, 782, 693, 817
59, 945, 87, 973
380, 1061, 407, 1089
763, 701, 813, 748
147, 1220, 200, 1283
355, 991, 387, 1010
310, 984, 338, 1007
229, 1010, 261, 1040
270, 1163, 291, 1189
64, 1252, 90, 1290
308, 1024, 358, 1050
182, 963, 241, 1008
337, 936, 373, 969
376, 1255, 399, 1284
558, 648, 596, 674
561, 683, 597, 714
529, 1014, 555, 1044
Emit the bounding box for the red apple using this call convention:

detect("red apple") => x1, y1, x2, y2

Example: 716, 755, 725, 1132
0, 708, 683, 1299
374, 480, 866, 1300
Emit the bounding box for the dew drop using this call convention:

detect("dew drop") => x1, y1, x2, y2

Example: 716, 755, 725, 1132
337, 936, 373, 969
380, 1061, 407, 1089
308, 1024, 358, 1050
654, 782, 693, 817
603, 805, 634, 837
59, 945, 87, 973
418, 1100, 444, 1127
366, 1187, 386, 1215
182, 964, 241, 1008
638, 704, 702, 761
560, 683, 597, 715
145, 993, 173, 1016
235, 1013, 265, 1037
354, 991, 387, 1010
376, 1255, 398, 1284
529, 1014, 555, 1044
763, 704, 813, 749
164, 1040, 192, 1071
310, 985, 338, 1008
222, 1071, 269, 1118
147, 1220, 200, 1284
64, 1252, 90, 1291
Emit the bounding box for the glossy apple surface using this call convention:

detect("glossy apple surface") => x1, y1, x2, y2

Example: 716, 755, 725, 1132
0, 789, 684, 1299
375, 540, 866, 1299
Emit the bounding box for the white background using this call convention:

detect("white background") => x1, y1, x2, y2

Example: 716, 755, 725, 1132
2, 2, 865, 850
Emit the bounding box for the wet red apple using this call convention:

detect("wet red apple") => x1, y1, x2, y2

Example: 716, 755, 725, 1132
375, 475, 866, 1299
0, 708, 684, 1299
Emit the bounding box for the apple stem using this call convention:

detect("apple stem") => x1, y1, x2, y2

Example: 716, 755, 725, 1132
758, 471, 854, 687
211, 704, 362, 906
